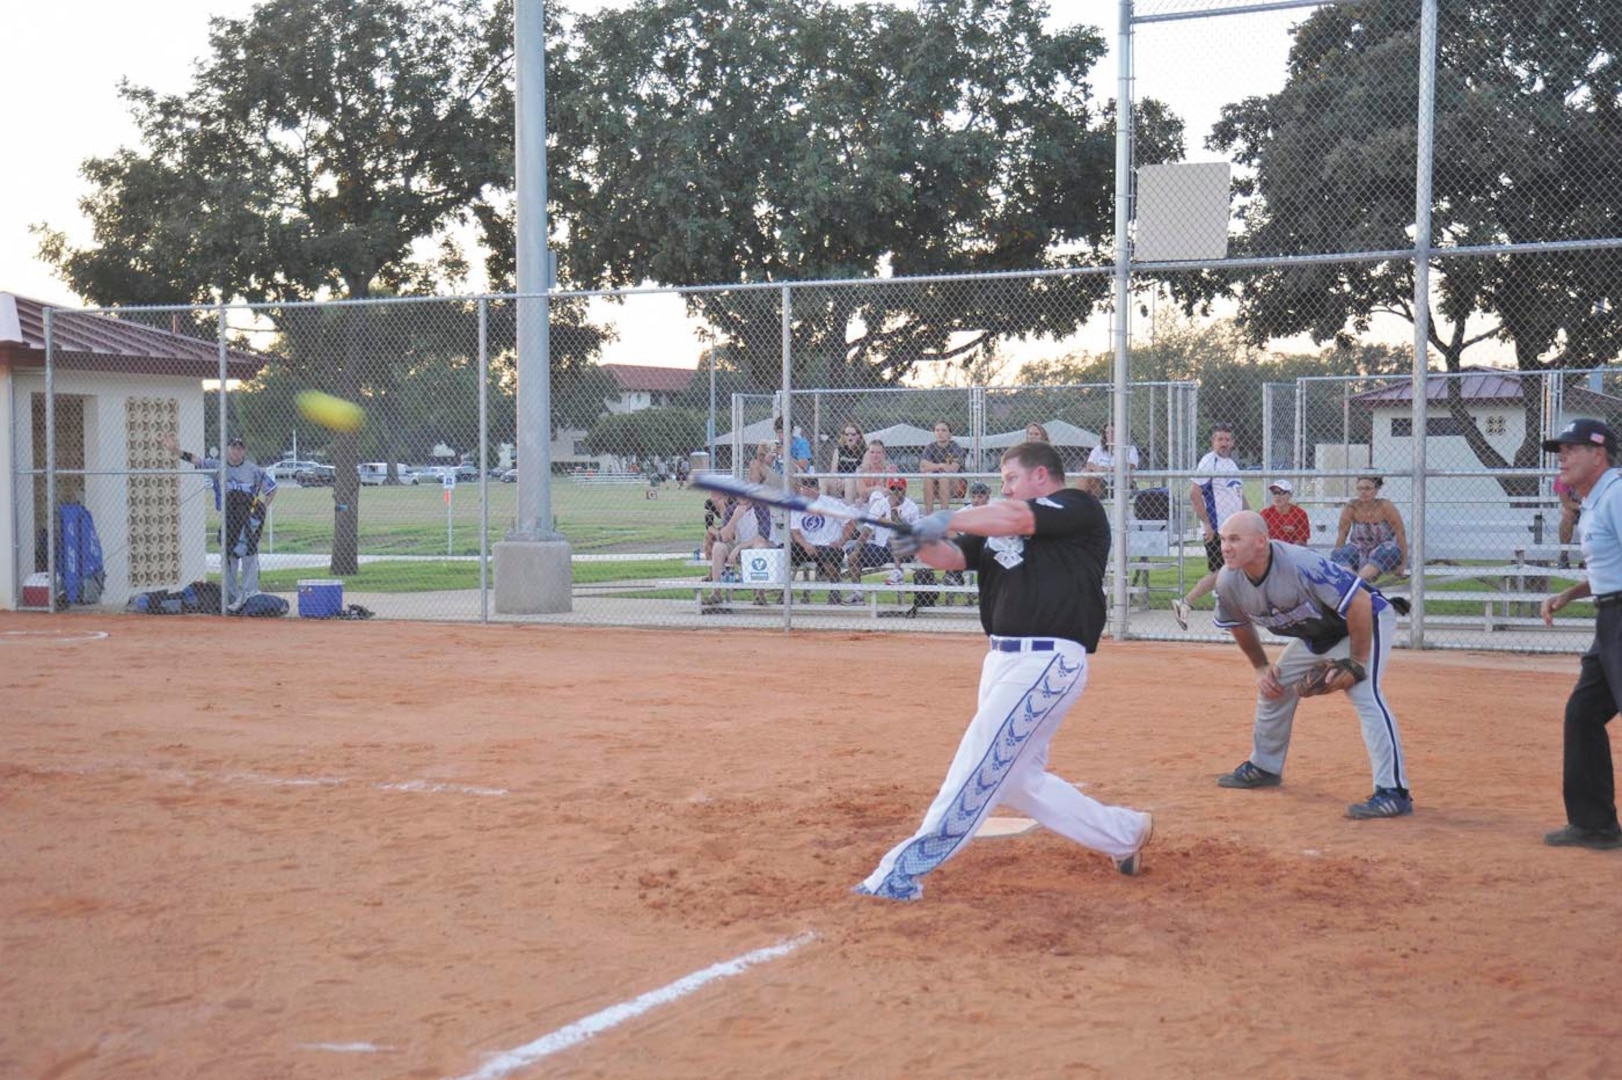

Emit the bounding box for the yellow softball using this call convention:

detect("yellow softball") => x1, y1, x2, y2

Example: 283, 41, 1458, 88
295, 390, 365, 434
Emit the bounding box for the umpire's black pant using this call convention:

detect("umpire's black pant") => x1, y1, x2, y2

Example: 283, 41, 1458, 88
1563, 598, 1622, 831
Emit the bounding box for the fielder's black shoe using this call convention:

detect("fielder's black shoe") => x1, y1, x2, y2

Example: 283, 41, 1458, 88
1217, 761, 1282, 789
1543, 824, 1622, 850
1346, 787, 1414, 819
1388, 596, 1411, 616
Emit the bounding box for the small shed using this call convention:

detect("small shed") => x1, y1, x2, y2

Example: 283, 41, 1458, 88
1, 293, 266, 610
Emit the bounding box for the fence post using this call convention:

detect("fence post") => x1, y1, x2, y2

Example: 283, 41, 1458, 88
44, 307, 57, 614
1408, 0, 1440, 648
1109, 0, 1135, 638
217, 301, 229, 615
781, 283, 794, 632
479, 298, 490, 623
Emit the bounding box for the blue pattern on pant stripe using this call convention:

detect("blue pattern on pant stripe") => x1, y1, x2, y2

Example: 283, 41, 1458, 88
861, 652, 1082, 900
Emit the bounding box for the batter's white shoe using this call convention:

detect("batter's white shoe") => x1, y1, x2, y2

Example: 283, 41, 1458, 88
1115, 812, 1154, 877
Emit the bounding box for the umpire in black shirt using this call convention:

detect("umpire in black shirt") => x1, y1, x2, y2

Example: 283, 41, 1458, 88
854, 442, 1155, 901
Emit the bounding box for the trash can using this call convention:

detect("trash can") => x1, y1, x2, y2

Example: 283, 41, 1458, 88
689, 450, 711, 479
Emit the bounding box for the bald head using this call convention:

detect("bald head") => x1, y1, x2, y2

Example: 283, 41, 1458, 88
1218, 510, 1272, 575
1222, 510, 1266, 537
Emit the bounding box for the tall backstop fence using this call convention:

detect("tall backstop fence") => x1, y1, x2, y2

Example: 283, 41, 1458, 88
8, 0, 1621, 652
11, 284, 1617, 653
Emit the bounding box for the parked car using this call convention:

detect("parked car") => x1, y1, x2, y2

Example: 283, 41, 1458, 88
500, 468, 518, 483
266, 459, 323, 484
294, 464, 336, 486
358, 462, 419, 486
454, 463, 481, 483
416, 465, 455, 485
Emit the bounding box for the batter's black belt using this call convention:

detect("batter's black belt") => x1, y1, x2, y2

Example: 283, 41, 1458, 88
1595, 591, 1622, 608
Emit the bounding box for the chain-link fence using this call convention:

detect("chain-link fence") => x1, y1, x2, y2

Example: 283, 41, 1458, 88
9, 0, 1621, 652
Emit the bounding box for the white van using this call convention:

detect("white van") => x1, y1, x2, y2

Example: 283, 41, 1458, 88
358, 462, 418, 486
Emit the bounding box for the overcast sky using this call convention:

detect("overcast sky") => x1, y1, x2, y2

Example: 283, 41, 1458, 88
3, 0, 1301, 363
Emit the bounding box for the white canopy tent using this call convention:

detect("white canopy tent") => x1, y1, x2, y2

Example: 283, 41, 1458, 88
861, 423, 940, 447
712, 417, 779, 446
981, 419, 1100, 449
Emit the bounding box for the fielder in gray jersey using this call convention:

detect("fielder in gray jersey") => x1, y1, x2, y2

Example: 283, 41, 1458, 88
163, 431, 277, 612
1209, 511, 1413, 819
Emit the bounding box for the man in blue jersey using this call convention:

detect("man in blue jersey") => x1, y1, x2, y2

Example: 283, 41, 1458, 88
164, 431, 277, 612
1209, 510, 1413, 820
1538, 419, 1622, 850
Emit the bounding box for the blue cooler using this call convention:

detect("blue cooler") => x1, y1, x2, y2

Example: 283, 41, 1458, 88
297, 579, 344, 618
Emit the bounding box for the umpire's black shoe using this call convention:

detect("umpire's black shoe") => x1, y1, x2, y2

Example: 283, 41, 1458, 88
1543, 824, 1622, 850
1217, 761, 1282, 789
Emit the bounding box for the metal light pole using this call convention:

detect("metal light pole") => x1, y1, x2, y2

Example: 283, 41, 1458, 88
494, 0, 572, 612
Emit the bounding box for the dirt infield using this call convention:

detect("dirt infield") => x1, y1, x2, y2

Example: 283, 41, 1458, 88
3, 612, 1618, 1079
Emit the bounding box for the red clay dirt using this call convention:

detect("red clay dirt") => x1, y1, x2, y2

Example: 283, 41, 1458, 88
2, 612, 1617, 1079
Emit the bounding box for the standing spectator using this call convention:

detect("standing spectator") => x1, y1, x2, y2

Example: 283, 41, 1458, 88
919, 420, 966, 514
1085, 423, 1140, 491
1211, 511, 1413, 819
1330, 476, 1409, 584
162, 431, 276, 613
1261, 480, 1312, 545
852, 441, 1154, 900
1538, 419, 1622, 849
1556, 475, 1582, 570
789, 475, 855, 604
826, 423, 867, 502
1173, 423, 1247, 630
675, 457, 690, 489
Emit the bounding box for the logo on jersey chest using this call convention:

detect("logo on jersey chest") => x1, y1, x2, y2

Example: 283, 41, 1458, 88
988, 535, 1025, 569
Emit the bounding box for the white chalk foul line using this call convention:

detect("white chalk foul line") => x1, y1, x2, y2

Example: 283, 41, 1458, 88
450, 931, 818, 1080
298, 1042, 396, 1053
0, 629, 109, 645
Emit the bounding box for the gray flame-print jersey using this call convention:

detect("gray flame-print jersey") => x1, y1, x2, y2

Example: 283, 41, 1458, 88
1212, 540, 1391, 655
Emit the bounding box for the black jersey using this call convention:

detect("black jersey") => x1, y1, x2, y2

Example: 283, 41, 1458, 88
955, 487, 1110, 651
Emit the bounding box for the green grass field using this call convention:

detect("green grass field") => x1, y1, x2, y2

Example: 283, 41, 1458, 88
226, 478, 706, 558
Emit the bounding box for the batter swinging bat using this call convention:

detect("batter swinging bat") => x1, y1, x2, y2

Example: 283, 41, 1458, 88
691, 473, 914, 535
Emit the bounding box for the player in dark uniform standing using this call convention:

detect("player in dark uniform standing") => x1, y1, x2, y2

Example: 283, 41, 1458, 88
854, 442, 1155, 901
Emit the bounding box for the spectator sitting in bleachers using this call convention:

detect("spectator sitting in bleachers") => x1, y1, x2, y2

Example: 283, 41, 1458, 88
706, 498, 776, 606
1261, 479, 1312, 545
961, 480, 992, 509
789, 475, 856, 604
1330, 475, 1409, 583
847, 477, 920, 594
702, 489, 736, 562
855, 439, 895, 500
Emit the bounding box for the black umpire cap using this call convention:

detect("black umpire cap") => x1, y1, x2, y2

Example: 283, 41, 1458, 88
1542, 418, 1616, 454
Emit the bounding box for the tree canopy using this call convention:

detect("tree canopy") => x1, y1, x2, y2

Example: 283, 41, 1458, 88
505, 0, 1184, 389
1199, 0, 1622, 484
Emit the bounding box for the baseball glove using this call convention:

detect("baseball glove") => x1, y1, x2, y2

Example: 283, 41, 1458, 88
1295, 658, 1366, 697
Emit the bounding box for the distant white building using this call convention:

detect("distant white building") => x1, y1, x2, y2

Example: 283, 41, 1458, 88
1348, 368, 1622, 525
548, 363, 698, 471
